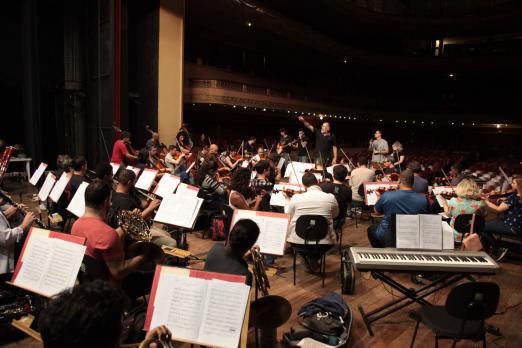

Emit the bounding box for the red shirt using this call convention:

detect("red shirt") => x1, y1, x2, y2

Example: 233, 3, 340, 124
111, 139, 129, 164
71, 216, 124, 264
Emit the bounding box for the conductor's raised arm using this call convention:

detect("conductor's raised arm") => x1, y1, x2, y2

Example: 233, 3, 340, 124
298, 116, 314, 132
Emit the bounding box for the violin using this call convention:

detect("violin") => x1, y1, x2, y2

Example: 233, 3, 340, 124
366, 186, 398, 196
481, 189, 515, 204
272, 188, 296, 198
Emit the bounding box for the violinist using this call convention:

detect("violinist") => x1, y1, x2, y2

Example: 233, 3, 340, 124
251, 160, 274, 212
382, 157, 398, 175
222, 145, 243, 173
440, 178, 486, 239
481, 176, 522, 250
145, 132, 161, 150
199, 159, 229, 208
164, 145, 186, 173
69, 155, 88, 200
298, 116, 338, 166
293, 128, 309, 163
148, 146, 171, 174
449, 164, 465, 186
111, 131, 138, 165
229, 168, 265, 211
408, 161, 428, 194
175, 131, 192, 156
391, 141, 405, 172
319, 165, 352, 232
350, 156, 375, 203
244, 136, 257, 155
277, 128, 293, 160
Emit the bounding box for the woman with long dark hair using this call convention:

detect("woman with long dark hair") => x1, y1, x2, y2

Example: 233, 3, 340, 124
229, 167, 264, 211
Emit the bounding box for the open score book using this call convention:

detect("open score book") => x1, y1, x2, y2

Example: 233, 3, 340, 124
144, 266, 250, 348
396, 214, 454, 250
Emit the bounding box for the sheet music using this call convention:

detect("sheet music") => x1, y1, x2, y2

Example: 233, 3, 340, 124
154, 193, 203, 228
233, 210, 289, 255
14, 230, 86, 297
284, 162, 314, 178
126, 166, 141, 178
29, 163, 47, 186
147, 269, 249, 348
66, 181, 89, 217
241, 160, 249, 168
38, 173, 56, 201
134, 169, 158, 191
199, 279, 250, 348
154, 174, 180, 198
419, 215, 442, 250
150, 273, 208, 342
176, 183, 200, 198
396, 215, 420, 249
276, 157, 285, 170
364, 182, 399, 206
110, 162, 120, 175
49, 172, 70, 203
442, 221, 455, 250
269, 191, 289, 208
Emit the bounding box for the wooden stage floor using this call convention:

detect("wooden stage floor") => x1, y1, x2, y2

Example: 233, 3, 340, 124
1, 181, 521, 348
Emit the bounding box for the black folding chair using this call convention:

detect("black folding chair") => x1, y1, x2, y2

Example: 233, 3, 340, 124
410, 282, 500, 348
453, 214, 485, 246
291, 215, 331, 288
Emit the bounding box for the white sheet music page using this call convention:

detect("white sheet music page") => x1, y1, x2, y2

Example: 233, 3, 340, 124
134, 168, 158, 191
276, 157, 285, 170
110, 162, 120, 175
442, 221, 455, 250
14, 229, 86, 297
154, 194, 203, 228
419, 215, 443, 250
432, 186, 456, 207
154, 174, 180, 198
150, 272, 208, 343
395, 215, 420, 249
66, 181, 89, 217
232, 210, 289, 255
198, 279, 250, 348
176, 183, 200, 198
38, 173, 56, 201
126, 166, 141, 178
49, 172, 71, 203
29, 162, 47, 186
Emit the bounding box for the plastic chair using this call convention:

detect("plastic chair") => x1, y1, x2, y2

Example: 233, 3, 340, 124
291, 215, 331, 288
410, 282, 500, 348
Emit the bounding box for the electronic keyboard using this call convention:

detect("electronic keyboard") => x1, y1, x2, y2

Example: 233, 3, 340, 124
349, 247, 500, 274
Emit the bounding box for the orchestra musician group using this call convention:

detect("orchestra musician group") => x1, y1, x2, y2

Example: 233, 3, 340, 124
0, 114, 521, 347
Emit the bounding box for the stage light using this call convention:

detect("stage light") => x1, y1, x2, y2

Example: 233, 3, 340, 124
263, 108, 266, 111
448, 73, 454, 78
496, 124, 501, 128
320, 116, 323, 120
243, 106, 247, 109
343, 59, 347, 63
246, 21, 252, 27
233, 105, 236, 108
435, 40, 440, 48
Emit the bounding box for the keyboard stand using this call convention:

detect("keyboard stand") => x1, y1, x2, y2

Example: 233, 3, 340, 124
359, 271, 468, 336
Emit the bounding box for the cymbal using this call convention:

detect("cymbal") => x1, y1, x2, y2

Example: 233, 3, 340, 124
250, 295, 292, 329
127, 242, 164, 272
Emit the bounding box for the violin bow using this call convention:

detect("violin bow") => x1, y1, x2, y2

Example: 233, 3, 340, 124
340, 148, 356, 169
498, 166, 510, 183
440, 168, 451, 185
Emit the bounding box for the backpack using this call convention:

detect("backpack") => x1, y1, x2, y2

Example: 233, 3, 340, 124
209, 214, 227, 241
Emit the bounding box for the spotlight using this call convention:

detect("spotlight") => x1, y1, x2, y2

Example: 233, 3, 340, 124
448, 73, 454, 78
246, 21, 252, 27
262, 108, 266, 111
233, 105, 237, 108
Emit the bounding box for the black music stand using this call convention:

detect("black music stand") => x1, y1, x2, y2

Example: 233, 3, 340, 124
358, 270, 469, 336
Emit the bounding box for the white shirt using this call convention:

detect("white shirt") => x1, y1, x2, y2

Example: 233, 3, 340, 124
349, 167, 375, 201
0, 213, 24, 274
287, 186, 339, 245
164, 152, 175, 170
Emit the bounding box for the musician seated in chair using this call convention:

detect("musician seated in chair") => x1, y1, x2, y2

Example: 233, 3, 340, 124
367, 169, 429, 248
94, 162, 114, 186
252, 160, 275, 212
408, 161, 428, 194
198, 159, 229, 209
0, 204, 35, 276
164, 145, 186, 173
287, 173, 339, 272
349, 156, 375, 203
229, 168, 265, 211
204, 219, 259, 286
320, 165, 352, 231
108, 170, 176, 248
69, 155, 88, 199
39, 280, 172, 348
71, 180, 153, 301
382, 156, 398, 175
